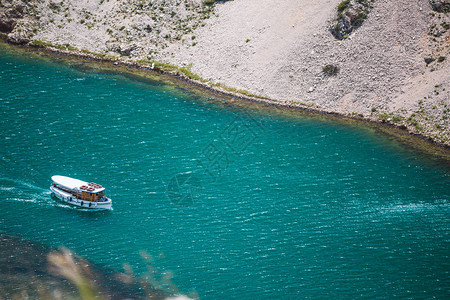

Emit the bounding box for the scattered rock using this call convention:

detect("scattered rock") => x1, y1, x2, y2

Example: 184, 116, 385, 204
119, 45, 135, 56
107, 42, 136, 56
107, 43, 121, 53
7, 31, 30, 44
6, 6, 24, 19
144, 24, 152, 33
424, 57, 435, 64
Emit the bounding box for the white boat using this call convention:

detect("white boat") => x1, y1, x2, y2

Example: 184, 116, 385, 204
50, 175, 112, 210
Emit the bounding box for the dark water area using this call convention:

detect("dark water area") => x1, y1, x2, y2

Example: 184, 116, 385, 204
0, 44, 449, 299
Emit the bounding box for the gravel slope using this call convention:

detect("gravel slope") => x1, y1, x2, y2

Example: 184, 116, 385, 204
168, 0, 449, 145
1, 0, 449, 145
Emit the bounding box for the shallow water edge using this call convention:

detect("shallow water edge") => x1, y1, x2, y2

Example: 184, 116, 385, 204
1, 38, 450, 166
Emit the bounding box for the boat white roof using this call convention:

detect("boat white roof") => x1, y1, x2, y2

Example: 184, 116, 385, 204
52, 175, 105, 192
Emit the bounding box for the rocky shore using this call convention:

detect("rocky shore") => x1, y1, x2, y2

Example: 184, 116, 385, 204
0, 0, 449, 146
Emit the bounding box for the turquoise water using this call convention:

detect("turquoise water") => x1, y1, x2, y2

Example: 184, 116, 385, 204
0, 46, 449, 299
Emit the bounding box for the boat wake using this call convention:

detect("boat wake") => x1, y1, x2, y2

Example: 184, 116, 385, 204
376, 201, 450, 214
357, 199, 450, 220
0, 176, 112, 211
0, 177, 52, 204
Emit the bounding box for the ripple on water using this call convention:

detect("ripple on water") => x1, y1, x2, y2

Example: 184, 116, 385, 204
0, 47, 449, 299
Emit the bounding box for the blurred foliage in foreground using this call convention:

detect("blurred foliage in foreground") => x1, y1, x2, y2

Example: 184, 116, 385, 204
0, 232, 196, 300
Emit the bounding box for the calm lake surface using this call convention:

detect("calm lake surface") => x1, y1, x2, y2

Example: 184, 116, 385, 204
0, 46, 449, 299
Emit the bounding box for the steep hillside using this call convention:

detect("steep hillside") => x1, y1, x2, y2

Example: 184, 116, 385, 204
1, 0, 449, 145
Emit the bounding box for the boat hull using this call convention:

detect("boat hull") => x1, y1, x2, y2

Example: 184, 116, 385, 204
50, 186, 112, 210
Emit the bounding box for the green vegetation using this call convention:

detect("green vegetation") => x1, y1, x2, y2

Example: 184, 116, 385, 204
64, 44, 77, 51
352, 112, 364, 117
213, 82, 270, 99
392, 115, 403, 123
377, 112, 404, 123
31, 40, 78, 52
179, 63, 204, 81
31, 39, 55, 48
136, 59, 204, 81
203, 0, 215, 6
378, 113, 390, 121
337, 0, 351, 13
134, 59, 270, 99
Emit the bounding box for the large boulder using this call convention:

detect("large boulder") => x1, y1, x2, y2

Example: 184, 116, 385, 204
429, 0, 450, 13
330, 0, 372, 40
107, 43, 136, 56
0, 13, 16, 33
0, 4, 26, 33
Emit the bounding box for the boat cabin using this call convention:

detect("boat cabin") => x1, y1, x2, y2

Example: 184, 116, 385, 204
79, 190, 105, 202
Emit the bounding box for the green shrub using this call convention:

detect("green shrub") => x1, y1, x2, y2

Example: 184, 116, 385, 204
65, 44, 78, 51
179, 63, 204, 81
322, 64, 339, 76
31, 39, 53, 47
337, 0, 350, 13
378, 113, 390, 121
203, 0, 215, 6
392, 115, 403, 123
